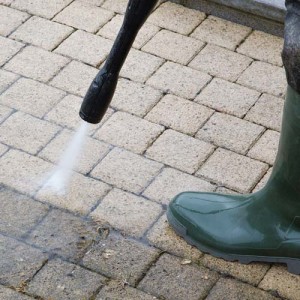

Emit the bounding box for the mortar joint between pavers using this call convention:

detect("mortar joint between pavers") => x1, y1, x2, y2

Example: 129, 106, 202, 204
0, 73, 20, 95
140, 126, 167, 156
0, 107, 16, 125
187, 13, 209, 38
244, 126, 267, 156
233, 28, 254, 52
49, 0, 76, 21
3, 10, 31, 38
185, 40, 207, 66
1, 41, 26, 68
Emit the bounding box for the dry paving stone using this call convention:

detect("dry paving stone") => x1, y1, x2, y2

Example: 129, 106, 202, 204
237, 61, 286, 97
147, 214, 203, 262
98, 14, 160, 49
248, 130, 280, 165
91, 188, 162, 238
82, 0, 105, 6
119, 48, 164, 83
245, 93, 284, 131
195, 77, 260, 118
0, 150, 53, 195
0, 104, 13, 123
146, 129, 215, 174
196, 112, 264, 154
0, 5, 29, 36
0, 36, 24, 66
91, 147, 163, 194
0, 143, 8, 156
191, 15, 251, 50
143, 167, 215, 204
54, 1, 113, 33
143, 29, 203, 65
0, 111, 60, 155
0, 77, 66, 117
0, 234, 47, 287
253, 167, 272, 192
197, 148, 268, 193
27, 209, 98, 260
55, 30, 113, 67
201, 254, 269, 285
11, 16, 74, 51
145, 94, 214, 135
11, 0, 73, 19
138, 253, 219, 300
94, 111, 164, 154
4, 46, 70, 82
259, 265, 300, 300
0, 69, 18, 93
148, 1, 205, 35
27, 259, 106, 300
147, 61, 212, 99
50, 60, 98, 97
102, 0, 128, 14
207, 278, 278, 300
189, 44, 252, 82
0, 285, 33, 300
237, 30, 284, 66
83, 233, 160, 285
0, 0, 13, 4
0, 188, 49, 238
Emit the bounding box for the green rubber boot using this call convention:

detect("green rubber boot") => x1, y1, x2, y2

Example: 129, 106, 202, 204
167, 85, 300, 274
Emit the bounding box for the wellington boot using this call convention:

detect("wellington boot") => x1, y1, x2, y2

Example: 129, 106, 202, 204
167, 85, 300, 274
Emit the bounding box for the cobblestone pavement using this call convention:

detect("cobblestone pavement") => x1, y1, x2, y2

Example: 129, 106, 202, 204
0, 0, 298, 299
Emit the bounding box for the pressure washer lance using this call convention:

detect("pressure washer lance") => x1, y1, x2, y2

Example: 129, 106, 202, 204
79, 0, 159, 124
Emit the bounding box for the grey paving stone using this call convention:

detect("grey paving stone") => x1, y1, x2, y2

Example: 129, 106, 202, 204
82, 233, 160, 285
0, 188, 49, 238
0, 104, 13, 123
27, 259, 106, 300
0, 234, 47, 287
26, 209, 98, 260
0, 143, 8, 156
0, 285, 33, 300
138, 253, 219, 300
253, 167, 272, 192
0, 69, 18, 93
101, 0, 127, 14
0, 36, 24, 66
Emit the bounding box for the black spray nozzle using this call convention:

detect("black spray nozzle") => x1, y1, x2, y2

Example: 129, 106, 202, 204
79, 0, 159, 124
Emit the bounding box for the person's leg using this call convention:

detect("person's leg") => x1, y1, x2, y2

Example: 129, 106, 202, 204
167, 0, 300, 274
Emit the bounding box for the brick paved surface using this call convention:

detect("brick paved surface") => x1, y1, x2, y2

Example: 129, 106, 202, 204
0, 0, 296, 299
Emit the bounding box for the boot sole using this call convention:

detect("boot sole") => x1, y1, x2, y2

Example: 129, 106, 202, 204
167, 208, 300, 275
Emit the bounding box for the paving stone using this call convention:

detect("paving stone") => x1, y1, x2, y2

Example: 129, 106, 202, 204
91, 148, 163, 194
215, 186, 239, 194
146, 129, 215, 174
55, 30, 112, 67
0, 77, 66, 117
147, 214, 202, 262
0, 234, 47, 287
4, 46, 70, 82
138, 253, 218, 300
0, 188, 49, 238
201, 254, 269, 285
11, 16, 74, 51
0, 0, 13, 4
98, 14, 160, 49
0, 36, 24, 66
248, 130, 279, 165
120, 48, 164, 83
101, 0, 127, 14
207, 278, 278, 300
143, 30, 203, 65
91, 188, 162, 238
253, 167, 272, 192
0, 104, 12, 123
0, 69, 18, 93
197, 148, 268, 193
80, 0, 105, 5
259, 265, 300, 300
50, 60, 98, 97
54, 1, 113, 33
143, 168, 215, 204
145, 94, 213, 135
148, 2, 205, 35
83, 233, 160, 285
110, 78, 162, 117
11, 0, 73, 19
147, 61, 212, 99
0, 5, 29, 36
195, 78, 260, 118
191, 16, 251, 50
27, 209, 98, 260
196, 112, 264, 154
0, 285, 33, 300
245, 93, 284, 131
237, 61, 286, 97
0, 111, 60, 155
189, 44, 252, 82
27, 258, 105, 300
237, 30, 283, 66
96, 280, 157, 300
0, 149, 53, 195
0, 143, 8, 156
94, 111, 164, 154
